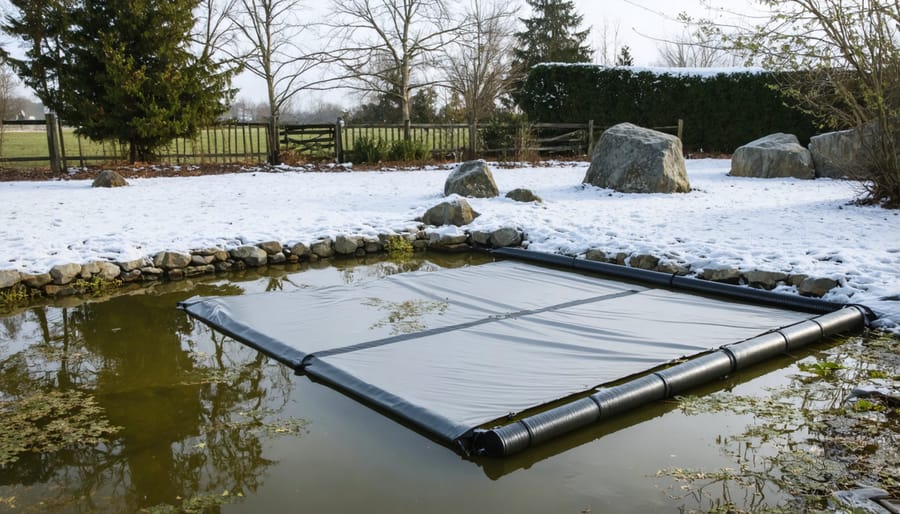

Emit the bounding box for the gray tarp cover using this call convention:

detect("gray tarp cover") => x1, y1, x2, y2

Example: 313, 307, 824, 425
180, 261, 814, 443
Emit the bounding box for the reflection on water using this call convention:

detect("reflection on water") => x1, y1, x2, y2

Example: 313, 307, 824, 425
0, 251, 890, 513
0, 253, 489, 512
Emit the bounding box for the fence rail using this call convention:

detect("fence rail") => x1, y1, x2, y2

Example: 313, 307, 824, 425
1, 117, 684, 169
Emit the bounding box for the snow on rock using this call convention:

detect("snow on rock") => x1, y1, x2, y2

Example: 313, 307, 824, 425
0, 159, 898, 330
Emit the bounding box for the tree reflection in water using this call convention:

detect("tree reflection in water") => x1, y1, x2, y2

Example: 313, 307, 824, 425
0, 288, 298, 512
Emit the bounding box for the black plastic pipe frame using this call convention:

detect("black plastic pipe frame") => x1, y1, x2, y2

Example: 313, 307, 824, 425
471, 248, 874, 457
471, 306, 868, 457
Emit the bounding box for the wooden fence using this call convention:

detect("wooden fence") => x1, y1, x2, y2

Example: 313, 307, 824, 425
1, 117, 683, 169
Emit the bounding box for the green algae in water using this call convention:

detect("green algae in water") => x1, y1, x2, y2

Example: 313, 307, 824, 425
0, 390, 121, 466
659, 333, 900, 513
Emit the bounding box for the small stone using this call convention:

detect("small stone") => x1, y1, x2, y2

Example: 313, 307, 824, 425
422, 198, 480, 227
231, 245, 268, 266
44, 284, 77, 296
95, 262, 122, 281
121, 269, 142, 282
798, 277, 839, 297
139, 266, 165, 276
489, 227, 522, 248
50, 263, 82, 285
214, 261, 233, 272
788, 274, 808, 287
191, 254, 216, 266
80, 261, 101, 278
702, 267, 742, 284
258, 241, 283, 255
470, 231, 492, 246
185, 265, 215, 277
311, 238, 334, 258
21, 272, 52, 288
505, 188, 542, 203
334, 235, 361, 255
744, 270, 789, 290
291, 242, 310, 258
118, 257, 149, 272
192, 247, 221, 257
657, 262, 691, 275
629, 254, 659, 270
167, 269, 185, 281
614, 253, 628, 265
153, 251, 192, 269
213, 250, 229, 262
268, 252, 287, 264
92, 170, 128, 188
0, 269, 22, 289
584, 249, 609, 262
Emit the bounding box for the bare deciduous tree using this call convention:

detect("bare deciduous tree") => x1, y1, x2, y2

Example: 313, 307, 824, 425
594, 19, 623, 66
327, 0, 459, 137
441, 0, 518, 158
192, 0, 241, 64
231, 0, 334, 122
655, 28, 735, 67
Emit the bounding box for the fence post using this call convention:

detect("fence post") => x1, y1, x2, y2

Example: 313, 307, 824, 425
677, 118, 684, 142
335, 117, 344, 163
587, 120, 594, 156
45, 113, 62, 173
267, 116, 280, 165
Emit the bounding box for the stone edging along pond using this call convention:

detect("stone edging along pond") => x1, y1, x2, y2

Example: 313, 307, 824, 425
0, 225, 841, 305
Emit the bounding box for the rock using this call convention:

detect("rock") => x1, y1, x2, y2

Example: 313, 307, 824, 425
702, 267, 742, 284
629, 254, 659, 270
444, 160, 499, 198
21, 272, 52, 288
310, 238, 334, 258
258, 241, 283, 255
422, 198, 480, 227
798, 276, 839, 297
191, 254, 216, 266
334, 235, 361, 255
153, 251, 192, 269
730, 133, 815, 179
426, 233, 470, 251
230, 245, 268, 266
213, 250, 229, 262
92, 170, 128, 188
363, 237, 382, 253
584, 123, 690, 194
95, 262, 122, 281
505, 188, 542, 203
185, 265, 215, 277
657, 262, 691, 275
50, 263, 82, 285
0, 269, 22, 289
744, 270, 788, 290
585, 249, 610, 262
489, 228, 522, 248
121, 269, 142, 282
139, 266, 165, 277
44, 284, 77, 296
80, 261, 101, 278
809, 125, 877, 179
268, 252, 287, 264
470, 230, 492, 246
214, 261, 233, 272
167, 269, 185, 281
118, 257, 149, 272
788, 274, 808, 287
192, 247, 221, 256
290, 242, 310, 258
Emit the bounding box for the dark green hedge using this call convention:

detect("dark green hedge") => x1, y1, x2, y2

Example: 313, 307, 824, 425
516, 65, 818, 153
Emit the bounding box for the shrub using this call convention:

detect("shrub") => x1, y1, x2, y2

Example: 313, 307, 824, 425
388, 138, 429, 161
351, 136, 389, 163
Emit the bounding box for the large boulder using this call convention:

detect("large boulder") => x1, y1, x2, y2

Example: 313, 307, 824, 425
422, 198, 480, 227
730, 133, 814, 179
584, 123, 690, 193
809, 126, 877, 179
92, 170, 128, 188
444, 160, 499, 198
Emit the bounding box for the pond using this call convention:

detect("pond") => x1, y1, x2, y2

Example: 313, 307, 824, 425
0, 253, 896, 513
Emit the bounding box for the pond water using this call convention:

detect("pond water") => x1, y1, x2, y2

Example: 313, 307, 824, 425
0, 254, 894, 513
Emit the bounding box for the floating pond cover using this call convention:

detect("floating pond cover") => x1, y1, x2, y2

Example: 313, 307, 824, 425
178, 248, 871, 457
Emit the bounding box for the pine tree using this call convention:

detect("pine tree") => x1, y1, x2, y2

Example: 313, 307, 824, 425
512, 0, 592, 71
2, 0, 234, 163
616, 45, 634, 66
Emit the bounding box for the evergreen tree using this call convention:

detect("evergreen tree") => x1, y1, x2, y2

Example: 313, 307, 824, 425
2, 0, 234, 163
616, 45, 634, 66
512, 0, 592, 71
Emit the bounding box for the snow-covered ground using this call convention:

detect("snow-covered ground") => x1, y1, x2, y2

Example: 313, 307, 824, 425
1, 159, 898, 330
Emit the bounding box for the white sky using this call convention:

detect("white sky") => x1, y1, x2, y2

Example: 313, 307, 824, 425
4, 0, 764, 108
